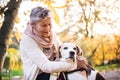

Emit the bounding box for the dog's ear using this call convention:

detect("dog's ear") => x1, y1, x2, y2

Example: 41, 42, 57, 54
58, 46, 62, 58
76, 45, 83, 56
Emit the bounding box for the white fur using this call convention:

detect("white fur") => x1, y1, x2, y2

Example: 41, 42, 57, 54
68, 72, 87, 80
59, 43, 77, 60
88, 70, 98, 80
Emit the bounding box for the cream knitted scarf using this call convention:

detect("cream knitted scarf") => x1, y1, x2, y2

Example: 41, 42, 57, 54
24, 22, 54, 48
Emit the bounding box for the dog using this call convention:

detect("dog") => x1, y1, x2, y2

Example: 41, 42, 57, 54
54, 42, 106, 80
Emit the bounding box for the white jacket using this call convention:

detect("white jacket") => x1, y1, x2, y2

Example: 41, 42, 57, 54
20, 34, 76, 80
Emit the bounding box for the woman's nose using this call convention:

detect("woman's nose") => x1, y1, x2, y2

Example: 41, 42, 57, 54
46, 25, 51, 31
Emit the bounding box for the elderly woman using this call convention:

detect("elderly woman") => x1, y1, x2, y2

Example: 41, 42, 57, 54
20, 6, 77, 80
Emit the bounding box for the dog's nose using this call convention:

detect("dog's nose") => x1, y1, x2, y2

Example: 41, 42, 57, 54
70, 51, 75, 56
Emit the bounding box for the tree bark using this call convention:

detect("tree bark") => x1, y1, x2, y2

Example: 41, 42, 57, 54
0, 0, 21, 80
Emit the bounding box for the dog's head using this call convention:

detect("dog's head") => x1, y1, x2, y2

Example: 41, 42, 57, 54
58, 42, 82, 62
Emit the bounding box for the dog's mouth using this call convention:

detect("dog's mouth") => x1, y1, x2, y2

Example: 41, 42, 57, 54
69, 54, 75, 58
66, 57, 75, 62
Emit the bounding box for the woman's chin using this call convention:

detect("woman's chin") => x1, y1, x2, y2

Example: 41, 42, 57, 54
42, 34, 50, 38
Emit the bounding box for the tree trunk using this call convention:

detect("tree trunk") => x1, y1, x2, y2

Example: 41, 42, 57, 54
0, 0, 21, 80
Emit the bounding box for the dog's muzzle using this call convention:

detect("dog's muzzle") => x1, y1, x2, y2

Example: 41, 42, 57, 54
66, 51, 75, 62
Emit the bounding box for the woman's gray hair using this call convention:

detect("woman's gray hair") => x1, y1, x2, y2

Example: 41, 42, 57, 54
30, 6, 52, 24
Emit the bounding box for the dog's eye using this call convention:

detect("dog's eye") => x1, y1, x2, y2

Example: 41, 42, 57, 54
73, 47, 77, 50
64, 47, 68, 49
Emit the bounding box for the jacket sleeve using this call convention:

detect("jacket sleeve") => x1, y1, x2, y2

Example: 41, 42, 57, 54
20, 35, 76, 73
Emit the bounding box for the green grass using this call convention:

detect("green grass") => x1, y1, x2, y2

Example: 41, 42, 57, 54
95, 63, 120, 71
2, 69, 23, 79
11, 69, 23, 77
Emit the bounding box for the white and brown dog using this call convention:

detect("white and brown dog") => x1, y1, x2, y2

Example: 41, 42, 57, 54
56, 42, 106, 80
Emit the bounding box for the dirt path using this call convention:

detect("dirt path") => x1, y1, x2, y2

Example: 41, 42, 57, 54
100, 69, 120, 80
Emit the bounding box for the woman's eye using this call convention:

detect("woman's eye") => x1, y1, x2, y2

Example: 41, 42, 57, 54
64, 47, 68, 50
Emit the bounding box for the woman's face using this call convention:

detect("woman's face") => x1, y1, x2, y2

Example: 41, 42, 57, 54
35, 17, 52, 38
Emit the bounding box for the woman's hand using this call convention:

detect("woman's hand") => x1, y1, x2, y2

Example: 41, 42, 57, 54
77, 56, 88, 69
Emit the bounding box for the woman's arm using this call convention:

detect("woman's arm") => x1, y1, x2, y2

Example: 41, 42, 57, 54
20, 35, 76, 73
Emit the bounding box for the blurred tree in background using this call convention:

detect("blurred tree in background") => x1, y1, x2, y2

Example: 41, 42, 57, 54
57, 0, 120, 66
0, 0, 22, 79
